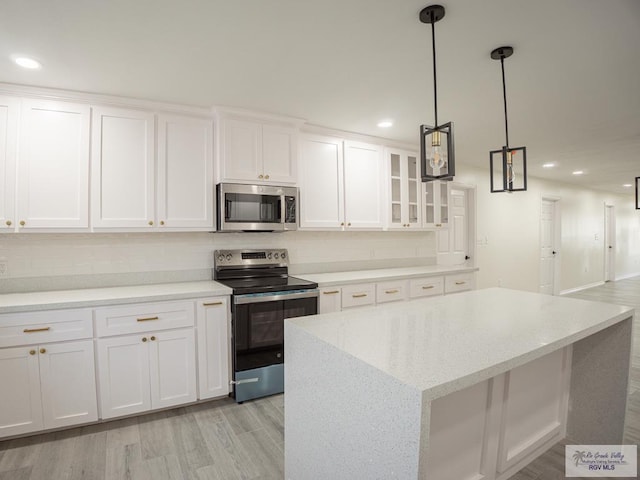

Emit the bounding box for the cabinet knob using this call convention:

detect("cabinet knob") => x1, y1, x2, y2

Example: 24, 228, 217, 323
340, 222, 344, 226
29, 349, 36, 356
150, 336, 156, 341
264, 174, 270, 179
39, 348, 46, 354
148, 221, 154, 226
348, 222, 351, 227
5, 220, 11, 226
160, 221, 165, 226
142, 337, 148, 342
19, 220, 25, 226
258, 174, 264, 179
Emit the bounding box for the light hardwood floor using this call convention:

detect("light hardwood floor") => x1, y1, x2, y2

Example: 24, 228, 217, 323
1, 278, 638, 480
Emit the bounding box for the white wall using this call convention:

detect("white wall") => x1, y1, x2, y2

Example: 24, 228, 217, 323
455, 165, 640, 293
0, 230, 435, 292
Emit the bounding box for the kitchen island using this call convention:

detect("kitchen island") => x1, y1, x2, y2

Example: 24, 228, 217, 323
284, 288, 634, 480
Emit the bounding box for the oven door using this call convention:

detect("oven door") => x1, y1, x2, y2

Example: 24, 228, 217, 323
231, 288, 317, 402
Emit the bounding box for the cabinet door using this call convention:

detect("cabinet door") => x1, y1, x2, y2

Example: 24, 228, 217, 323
220, 118, 262, 182
298, 135, 344, 229
39, 340, 98, 429
424, 180, 449, 230
196, 298, 230, 400
17, 99, 90, 230
97, 335, 151, 419
157, 114, 214, 229
262, 124, 296, 184
386, 149, 421, 231
91, 106, 155, 228
343, 141, 384, 229
0, 345, 43, 437
0, 96, 18, 233
319, 287, 342, 313
149, 328, 197, 409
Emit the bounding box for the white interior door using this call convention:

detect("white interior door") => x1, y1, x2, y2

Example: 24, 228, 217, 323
604, 205, 615, 282
437, 186, 472, 265
539, 199, 558, 295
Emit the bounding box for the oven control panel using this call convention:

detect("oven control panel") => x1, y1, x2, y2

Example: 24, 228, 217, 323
214, 249, 288, 267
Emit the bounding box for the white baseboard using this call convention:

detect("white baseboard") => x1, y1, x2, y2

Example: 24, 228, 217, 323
615, 272, 640, 281
559, 281, 605, 296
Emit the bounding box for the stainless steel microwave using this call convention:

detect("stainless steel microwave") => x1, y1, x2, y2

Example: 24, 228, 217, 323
216, 183, 298, 232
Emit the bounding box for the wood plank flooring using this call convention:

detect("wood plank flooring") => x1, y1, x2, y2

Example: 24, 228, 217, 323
1, 277, 638, 479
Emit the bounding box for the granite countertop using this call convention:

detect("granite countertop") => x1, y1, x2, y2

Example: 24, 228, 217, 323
296, 264, 478, 287
0, 281, 232, 313
286, 287, 634, 400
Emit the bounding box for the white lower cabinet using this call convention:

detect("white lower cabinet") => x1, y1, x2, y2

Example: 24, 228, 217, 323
95, 300, 197, 419
319, 287, 342, 314
196, 297, 230, 400
0, 340, 98, 438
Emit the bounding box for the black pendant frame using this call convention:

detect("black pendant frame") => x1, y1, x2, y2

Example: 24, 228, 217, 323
421, 122, 455, 181
635, 177, 640, 209
490, 146, 527, 192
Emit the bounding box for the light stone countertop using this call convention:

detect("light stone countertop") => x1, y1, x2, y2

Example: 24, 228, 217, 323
296, 264, 478, 287
0, 281, 232, 313
286, 287, 634, 400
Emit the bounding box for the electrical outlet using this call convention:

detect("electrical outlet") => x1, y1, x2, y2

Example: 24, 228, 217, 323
0, 259, 7, 277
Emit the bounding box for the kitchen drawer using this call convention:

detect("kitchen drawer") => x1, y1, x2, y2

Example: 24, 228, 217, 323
376, 280, 408, 304
0, 309, 93, 348
444, 273, 475, 294
341, 283, 375, 309
409, 276, 444, 298
95, 300, 195, 337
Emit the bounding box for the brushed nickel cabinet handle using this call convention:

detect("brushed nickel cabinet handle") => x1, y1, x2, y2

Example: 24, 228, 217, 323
455, 281, 466, 285
203, 301, 223, 306
323, 290, 339, 295
422, 285, 435, 290
352, 293, 367, 298
24, 327, 51, 333
385, 289, 399, 294
137, 316, 159, 322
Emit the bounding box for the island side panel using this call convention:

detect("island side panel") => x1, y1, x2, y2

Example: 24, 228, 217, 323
567, 316, 633, 444
285, 323, 423, 480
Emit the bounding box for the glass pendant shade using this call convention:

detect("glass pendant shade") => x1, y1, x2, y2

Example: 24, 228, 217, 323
421, 122, 454, 180
490, 146, 527, 192
636, 177, 640, 209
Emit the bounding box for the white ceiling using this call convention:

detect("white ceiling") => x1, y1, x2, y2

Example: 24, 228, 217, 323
2, 0, 639, 194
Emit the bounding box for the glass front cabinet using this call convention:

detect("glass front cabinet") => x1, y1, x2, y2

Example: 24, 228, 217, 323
385, 148, 449, 230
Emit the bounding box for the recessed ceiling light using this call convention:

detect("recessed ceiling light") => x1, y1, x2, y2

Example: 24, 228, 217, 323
572, 170, 584, 175
623, 184, 632, 188
13, 56, 42, 69
377, 120, 393, 128
542, 163, 555, 168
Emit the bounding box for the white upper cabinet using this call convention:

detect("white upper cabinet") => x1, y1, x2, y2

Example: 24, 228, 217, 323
157, 113, 214, 230
16, 99, 90, 231
299, 135, 384, 231
385, 148, 421, 230
423, 180, 449, 229
91, 106, 155, 229
299, 134, 345, 229
0, 96, 18, 233
219, 115, 297, 184
343, 141, 384, 230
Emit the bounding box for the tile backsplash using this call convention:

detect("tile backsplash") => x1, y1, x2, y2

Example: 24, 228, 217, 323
0, 231, 435, 292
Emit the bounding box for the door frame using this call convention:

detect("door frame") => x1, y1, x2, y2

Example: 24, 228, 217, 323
604, 203, 616, 282
539, 195, 561, 295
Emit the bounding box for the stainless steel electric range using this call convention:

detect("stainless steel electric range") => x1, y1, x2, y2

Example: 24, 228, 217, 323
213, 249, 318, 403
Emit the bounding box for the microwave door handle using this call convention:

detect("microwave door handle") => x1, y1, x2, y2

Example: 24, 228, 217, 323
225, 199, 231, 219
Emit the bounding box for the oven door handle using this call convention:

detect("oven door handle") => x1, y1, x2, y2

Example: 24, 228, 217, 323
234, 289, 319, 305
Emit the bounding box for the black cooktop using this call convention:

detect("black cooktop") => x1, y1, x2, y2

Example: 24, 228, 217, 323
216, 275, 318, 295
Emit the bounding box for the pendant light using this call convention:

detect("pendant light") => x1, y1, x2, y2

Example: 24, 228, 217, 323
635, 177, 640, 209
420, 4, 455, 182
489, 46, 527, 192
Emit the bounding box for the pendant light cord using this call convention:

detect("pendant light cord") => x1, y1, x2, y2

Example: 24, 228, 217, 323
501, 55, 509, 149
431, 10, 438, 126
